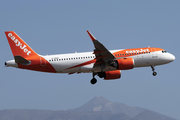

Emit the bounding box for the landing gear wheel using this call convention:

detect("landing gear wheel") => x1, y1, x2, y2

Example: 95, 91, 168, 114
90, 78, 97, 85
153, 72, 157, 76
151, 65, 157, 76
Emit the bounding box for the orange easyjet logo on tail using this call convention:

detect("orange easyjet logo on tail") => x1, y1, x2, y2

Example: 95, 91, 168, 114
8, 33, 31, 56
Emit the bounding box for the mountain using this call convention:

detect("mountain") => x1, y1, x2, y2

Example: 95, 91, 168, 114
0, 96, 176, 120
73, 96, 144, 118
132, 110, 176, 120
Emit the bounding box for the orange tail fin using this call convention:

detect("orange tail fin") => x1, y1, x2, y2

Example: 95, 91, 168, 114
5, 31, 38, 58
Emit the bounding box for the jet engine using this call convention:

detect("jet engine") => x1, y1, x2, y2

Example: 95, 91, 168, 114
112, 58, 134, 70
98, 70, 121, 80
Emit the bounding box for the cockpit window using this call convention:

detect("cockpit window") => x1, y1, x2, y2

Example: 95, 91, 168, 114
162, 51, 167, 53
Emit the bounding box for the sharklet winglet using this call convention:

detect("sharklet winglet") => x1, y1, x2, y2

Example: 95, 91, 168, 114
87, 30, 97, 41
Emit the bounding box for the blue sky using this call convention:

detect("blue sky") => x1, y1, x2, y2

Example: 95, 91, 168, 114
0, 0, 179, 119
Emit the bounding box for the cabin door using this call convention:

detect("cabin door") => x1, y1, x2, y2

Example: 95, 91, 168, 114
40, 57, 46, 66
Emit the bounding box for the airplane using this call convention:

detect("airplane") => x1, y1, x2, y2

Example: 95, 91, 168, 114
5, 31, 175, 84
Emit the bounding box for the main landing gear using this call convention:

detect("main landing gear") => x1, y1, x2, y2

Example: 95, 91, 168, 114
90, 78, 97, 84
151, 65, 157, 76
90, 73, 97, 85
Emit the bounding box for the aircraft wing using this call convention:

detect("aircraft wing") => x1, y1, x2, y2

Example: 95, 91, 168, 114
87, 31, 116, 69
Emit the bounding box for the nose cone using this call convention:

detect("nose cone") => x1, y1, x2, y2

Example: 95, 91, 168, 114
168, 53, 175, 62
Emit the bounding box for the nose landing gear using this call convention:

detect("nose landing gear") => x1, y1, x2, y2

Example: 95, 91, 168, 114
153, 71, 157, 76
151, 65, 157, 76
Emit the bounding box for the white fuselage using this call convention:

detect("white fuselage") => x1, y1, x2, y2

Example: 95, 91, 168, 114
41, 49, 175, 73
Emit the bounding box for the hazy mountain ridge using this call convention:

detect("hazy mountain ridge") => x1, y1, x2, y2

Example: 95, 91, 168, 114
73, 96, 146, 118
0, 96, 176, 120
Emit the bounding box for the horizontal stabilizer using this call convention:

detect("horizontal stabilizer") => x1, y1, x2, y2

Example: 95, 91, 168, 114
14, 55, 31, 65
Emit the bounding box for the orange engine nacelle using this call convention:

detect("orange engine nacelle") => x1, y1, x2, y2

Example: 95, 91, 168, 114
115, 58, 134, 70
98, 70, 121, 80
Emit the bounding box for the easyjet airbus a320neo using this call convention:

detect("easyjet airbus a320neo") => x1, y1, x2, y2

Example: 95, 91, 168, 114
5, 31, 175, 84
